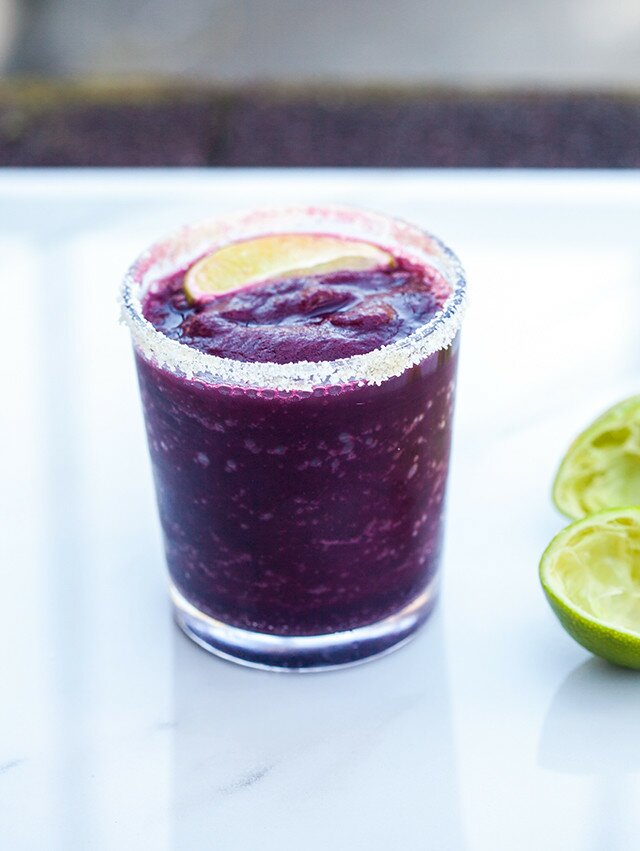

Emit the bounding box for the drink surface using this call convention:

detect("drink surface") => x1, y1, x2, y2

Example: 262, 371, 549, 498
134, 234, 459, 651
142, 250, 449, 364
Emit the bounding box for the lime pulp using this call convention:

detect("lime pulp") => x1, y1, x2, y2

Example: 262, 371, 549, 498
552, 395, 640, 520
540, 507, 640, 669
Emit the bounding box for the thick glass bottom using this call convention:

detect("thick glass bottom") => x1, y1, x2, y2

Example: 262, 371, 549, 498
170, 578, 438, 672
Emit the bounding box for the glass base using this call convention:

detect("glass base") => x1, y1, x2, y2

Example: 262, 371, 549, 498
170, 578, 438, 672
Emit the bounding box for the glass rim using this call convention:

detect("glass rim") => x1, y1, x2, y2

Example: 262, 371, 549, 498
120, 205, 467, 392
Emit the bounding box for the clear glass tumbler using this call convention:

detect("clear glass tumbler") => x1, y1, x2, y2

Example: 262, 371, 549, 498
121, 206, 466, 670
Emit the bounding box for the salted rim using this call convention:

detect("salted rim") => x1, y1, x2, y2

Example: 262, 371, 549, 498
120, 205, 467, 392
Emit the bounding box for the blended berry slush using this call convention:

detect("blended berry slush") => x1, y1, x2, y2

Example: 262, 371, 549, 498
121, 207, 466, 669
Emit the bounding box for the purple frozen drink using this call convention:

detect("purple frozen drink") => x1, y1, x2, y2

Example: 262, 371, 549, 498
121, 207, 466, 669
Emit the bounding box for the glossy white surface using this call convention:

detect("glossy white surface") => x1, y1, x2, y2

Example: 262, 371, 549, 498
2, 170, 640, 851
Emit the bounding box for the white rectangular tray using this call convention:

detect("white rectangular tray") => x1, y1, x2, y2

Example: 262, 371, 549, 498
2, 169, 640, 851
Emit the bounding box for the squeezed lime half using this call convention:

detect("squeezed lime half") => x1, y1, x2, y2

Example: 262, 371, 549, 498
184, 234, 395, 301
540, 507, 640, 669
553, 395, 640, 520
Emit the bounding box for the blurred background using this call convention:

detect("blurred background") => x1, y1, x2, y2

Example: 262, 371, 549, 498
1, 0, 640, 166
3, 0, 640, 85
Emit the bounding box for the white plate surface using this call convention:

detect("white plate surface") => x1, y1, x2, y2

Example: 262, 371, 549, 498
2, 169, 640, 851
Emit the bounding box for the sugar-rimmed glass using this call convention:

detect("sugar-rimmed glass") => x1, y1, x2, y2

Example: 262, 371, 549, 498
121, 206, 466, 670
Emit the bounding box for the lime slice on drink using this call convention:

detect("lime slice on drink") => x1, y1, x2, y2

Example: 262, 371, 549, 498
184, 234, 395, 301
552, 396, 640, 520
540, 507, 640, 669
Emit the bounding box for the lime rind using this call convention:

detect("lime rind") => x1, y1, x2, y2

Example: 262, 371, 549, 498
540, 507, 640, 669
552, 395, 640, 520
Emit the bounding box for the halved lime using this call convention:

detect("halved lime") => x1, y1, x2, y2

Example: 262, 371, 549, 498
552, 395, 640, 520
184, 234, 395, 302
540, 507, 640, 669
